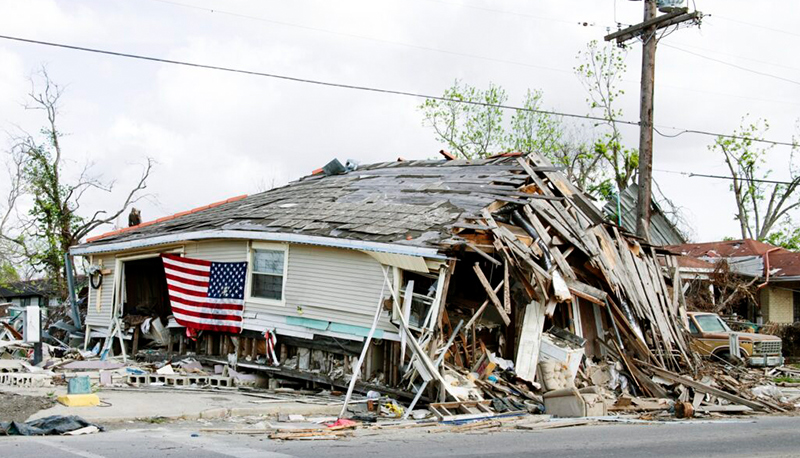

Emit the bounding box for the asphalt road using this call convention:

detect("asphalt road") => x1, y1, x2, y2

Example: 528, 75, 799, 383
4, 416, 800, 458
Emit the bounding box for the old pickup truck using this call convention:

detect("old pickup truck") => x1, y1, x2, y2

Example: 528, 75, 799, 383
687, 312, 783, 367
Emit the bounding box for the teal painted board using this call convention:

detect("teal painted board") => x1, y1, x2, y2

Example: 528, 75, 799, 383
285, 316, 330, 331
329, 322, 382, 339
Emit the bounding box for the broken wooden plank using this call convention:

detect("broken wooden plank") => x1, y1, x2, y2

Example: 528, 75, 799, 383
465, 241, 502, 266
503, 259, 511, 315
464, 281, 504, 330
643, 363, 773, 412
514, 300, 546, 383
472, 263, 510, 326
565, 278, 608, 305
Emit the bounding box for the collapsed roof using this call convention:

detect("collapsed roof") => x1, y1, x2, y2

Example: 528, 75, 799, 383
74, 154, 566, 256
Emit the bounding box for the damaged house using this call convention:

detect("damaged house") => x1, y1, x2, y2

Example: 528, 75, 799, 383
667, 239, 800, 325
69, 151, 722, 414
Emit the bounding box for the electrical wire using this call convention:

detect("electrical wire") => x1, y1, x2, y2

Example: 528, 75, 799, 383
713, 15, 800, 39
663, 42, 800, 72
148, 0, 799, 108
414, 0, 605, 27
1, 33, 797, 148
147, 0, 572, 75
654, 168, 799, 186
662, 43, 800, 87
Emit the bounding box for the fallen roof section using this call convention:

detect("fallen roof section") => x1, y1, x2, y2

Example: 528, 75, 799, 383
72, 157, 564, 255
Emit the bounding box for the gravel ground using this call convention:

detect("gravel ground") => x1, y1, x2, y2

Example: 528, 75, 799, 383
0, 391, 56, 423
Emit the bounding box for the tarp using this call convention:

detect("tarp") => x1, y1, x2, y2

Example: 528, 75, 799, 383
0, 415, 104, 436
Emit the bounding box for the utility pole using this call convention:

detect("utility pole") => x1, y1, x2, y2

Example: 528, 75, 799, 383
636, 0, 657, 241
604, 1, 702, 241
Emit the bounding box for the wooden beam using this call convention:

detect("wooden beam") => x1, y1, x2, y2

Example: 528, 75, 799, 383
472, 263, 510, 326
643, 363, 772, 412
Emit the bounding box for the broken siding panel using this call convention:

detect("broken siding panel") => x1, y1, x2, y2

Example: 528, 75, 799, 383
85, 252, 116, 329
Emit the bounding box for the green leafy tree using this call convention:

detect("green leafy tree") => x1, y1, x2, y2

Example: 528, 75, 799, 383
420, 82, 608, 196
3, 69, 152, 293
710, 117, 800, 243
419, 81, 508, 159
575, 40, 638, 197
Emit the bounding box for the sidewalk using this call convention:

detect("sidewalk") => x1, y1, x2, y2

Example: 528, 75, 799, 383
1, 386, 342, 423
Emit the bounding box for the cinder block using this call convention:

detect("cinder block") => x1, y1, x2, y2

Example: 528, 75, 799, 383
208, 376, 233, 387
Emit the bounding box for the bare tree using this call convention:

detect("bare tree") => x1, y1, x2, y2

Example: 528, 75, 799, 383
3, 68, 153, 291
711, 117, 800, 242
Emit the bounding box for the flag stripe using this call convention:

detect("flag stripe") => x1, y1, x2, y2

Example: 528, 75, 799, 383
172, 314, 242, 334
163, 262, 212, 279
168, 294, 245, 311
171, 304, 243, 321
163, 254, 212, 268
165, 274, 209, 289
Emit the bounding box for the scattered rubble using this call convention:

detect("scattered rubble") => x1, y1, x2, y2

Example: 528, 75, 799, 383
2, 151, 799, 440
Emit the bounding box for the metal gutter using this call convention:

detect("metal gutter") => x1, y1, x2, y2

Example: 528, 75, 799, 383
69, 230, 447, 259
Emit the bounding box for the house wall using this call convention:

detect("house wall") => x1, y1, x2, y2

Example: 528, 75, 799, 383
761, 286, 794, 324
82, 240, 399, 339
85, 252, 118, 329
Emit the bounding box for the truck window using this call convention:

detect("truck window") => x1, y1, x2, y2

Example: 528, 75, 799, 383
688, 320, 699, 334
694, 315, 728, 333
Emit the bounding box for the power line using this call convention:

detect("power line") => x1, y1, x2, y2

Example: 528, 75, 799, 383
148, 0, 573, 75
655, 168, 798, 185
713, 14, 800, 39
665, 41, 800, 73
415, 0, 606, 28
661, 43, 800, 87
149, 0, 800, 108
1, 33, 797, 149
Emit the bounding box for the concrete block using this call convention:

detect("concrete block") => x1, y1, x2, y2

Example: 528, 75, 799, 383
0, 373, 53, 387
208, 376, 233, 387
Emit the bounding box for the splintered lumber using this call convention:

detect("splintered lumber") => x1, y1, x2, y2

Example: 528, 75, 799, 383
503, 259, 511, 315
465, 241, 502, 266
473, 263, 510, 326
464, 281, 504, 330
565, 279, 608, 305
644, 364, 773, 412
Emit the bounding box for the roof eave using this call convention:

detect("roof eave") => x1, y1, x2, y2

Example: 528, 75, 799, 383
70, 229, 447, 260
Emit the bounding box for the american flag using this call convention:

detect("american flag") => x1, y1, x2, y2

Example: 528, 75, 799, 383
162, 254, 247, 333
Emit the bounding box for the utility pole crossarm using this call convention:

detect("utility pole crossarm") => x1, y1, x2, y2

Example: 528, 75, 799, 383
604, 8, 702, 45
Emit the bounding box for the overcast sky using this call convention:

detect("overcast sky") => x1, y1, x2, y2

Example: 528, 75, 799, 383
0, 0, 798, 243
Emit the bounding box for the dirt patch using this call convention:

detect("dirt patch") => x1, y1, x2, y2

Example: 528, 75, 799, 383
0, 391, 56, 423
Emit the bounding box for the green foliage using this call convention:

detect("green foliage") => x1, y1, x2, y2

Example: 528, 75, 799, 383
21, 144, 84, 282
765, 226, 800, 251
419, 80, 508, 159
575, 40, 638, 192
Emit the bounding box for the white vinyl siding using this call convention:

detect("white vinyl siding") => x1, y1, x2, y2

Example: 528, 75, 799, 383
81, 239, 395, 335
85, 252, 116, 328
281, 245, 394, 331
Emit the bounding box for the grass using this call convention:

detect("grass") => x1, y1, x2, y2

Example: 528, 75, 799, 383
773, 376, 800, 384
136, 416, 169, 424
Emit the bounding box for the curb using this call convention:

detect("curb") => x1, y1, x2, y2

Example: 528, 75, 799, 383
73, 403, 342, 424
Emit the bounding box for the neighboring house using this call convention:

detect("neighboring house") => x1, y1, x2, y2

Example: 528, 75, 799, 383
666, 239, 800, 324
0, 279, 63, 310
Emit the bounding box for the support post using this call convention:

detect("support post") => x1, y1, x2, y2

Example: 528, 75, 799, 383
64, 252, 82, 329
